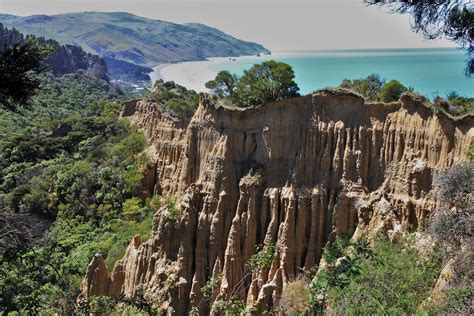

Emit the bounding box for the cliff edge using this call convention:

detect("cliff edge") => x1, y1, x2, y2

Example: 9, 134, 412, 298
80, 91, 473, 314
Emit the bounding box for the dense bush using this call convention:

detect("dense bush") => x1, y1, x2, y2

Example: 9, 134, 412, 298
379, 79, 408, 102
205, 60, 300, 107
430, 160, 473, 247
147, 80, 199, 119
0, 74, 129, 148
317, 237, 442, 314
339, 73, 385, 101
0, 99, 160, 314
445, 91, 474, 115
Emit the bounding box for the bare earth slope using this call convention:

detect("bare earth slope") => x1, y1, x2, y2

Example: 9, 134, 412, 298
80, 91, 473, 314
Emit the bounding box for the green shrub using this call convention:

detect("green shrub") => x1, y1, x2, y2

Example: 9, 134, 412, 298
446, 91, 474, 115
467, 144, 474, 160
247, 243, 278, 271
339, 73, 385, 101
148, 80, 199, 119
122, 197, 143, 218
379, 80, 408, 102
201, 274, 222, 298
326, 237, 442, 314
214, 299, 247, 314
0, 88, 153, 314
165, 196, 181, 221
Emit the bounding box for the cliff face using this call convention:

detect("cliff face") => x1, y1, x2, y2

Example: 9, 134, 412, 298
81, 92, 473, 313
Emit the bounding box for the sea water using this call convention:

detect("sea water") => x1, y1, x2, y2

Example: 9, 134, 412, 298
152, 48, 473, 98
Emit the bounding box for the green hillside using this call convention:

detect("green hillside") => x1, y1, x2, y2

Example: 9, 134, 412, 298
0, 12, 270, 69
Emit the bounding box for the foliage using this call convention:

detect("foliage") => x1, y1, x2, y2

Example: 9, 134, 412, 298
425, 253, 474, 315
309, 237, 375, 312
165, 196, 181, 222
0, 74, 130, 148
246, 242, 278, 271
201, 274, 222, 298
379, 79, 408, 102
147, 80, 199, 119
320, 237, 442, 314
0, 99, 155, 314
433, 160, 474, 211
0, 36, 51, 110
79, 296, 117, 315
364, 0, 473, 76
467, 144, 474, 160
339, 73, 385, 101
206, 60, 300, 107
245, 167, 264, 185
0, 238, 81, 314
429, 160, 474, 250
446, 90, 474, 115
205, 70, 239, 99
0, 28, 148, 314
123, 197, 144, 218
0, 22, 113, 111
214, 299, 247, 315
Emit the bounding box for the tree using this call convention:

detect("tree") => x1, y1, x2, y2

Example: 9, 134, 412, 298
364, 0, 474, 76
0, 38, 51, 110
339, 73, 385, 101
379, 79, 407, 102
237, 60, 300, 107
205, 61, 300, 107
309, 238, 375, 313
204, 70, 238, 99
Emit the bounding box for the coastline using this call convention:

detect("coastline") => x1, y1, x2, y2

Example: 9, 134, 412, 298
149, 55, 266, 92
149, 63, 170, 84
148, 55, 275, 92
148, 48, 471, 97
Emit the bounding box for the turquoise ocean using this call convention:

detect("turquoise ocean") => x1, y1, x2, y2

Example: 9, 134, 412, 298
206, 48, 473, 98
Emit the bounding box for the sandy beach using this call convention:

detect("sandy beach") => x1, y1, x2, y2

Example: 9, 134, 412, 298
149, 54, 277, 92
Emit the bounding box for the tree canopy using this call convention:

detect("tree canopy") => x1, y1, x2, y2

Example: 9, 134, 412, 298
339, 74, 385, 101
364, 0, 473, 76
205, 60, 300, 107
0, 39, 51, 110
379, 79, 408, 102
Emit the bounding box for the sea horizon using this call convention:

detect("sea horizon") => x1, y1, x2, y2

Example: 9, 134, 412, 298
150, 47, 473, 98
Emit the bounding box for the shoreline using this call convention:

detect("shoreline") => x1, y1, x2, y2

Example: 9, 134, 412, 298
147, 48, 471, 97
148, 53, 278, 92
149, 63, 171, 84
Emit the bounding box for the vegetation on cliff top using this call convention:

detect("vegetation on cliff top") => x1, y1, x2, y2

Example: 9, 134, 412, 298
206, 60, 300, 107
338, 73, 473, 115
145, 79, 199, 120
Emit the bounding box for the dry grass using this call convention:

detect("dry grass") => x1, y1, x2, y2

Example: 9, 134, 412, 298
279, 278, 311, 314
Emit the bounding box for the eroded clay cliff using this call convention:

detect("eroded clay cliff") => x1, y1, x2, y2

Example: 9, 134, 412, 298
80, 91, 473, 314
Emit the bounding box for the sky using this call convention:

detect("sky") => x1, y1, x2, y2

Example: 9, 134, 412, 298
0, 0, 454, 51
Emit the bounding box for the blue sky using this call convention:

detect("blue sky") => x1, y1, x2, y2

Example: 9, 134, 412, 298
0, 0, 455, 51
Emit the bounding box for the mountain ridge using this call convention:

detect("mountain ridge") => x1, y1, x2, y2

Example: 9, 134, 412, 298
0, 12, 270, 82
